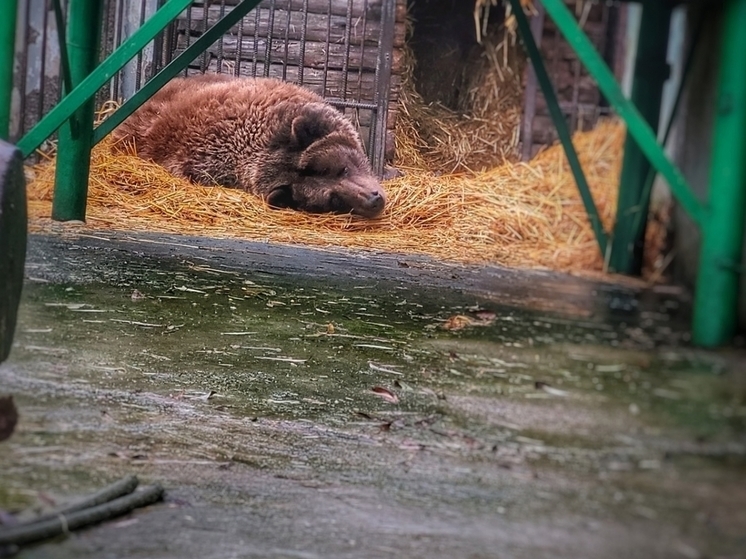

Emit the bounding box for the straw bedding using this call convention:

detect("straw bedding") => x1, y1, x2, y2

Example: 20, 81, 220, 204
26, 119, 629, 275
24, 18, 666, 279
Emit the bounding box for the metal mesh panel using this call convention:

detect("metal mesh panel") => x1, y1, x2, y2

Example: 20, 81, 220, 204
11, 0, 397, 173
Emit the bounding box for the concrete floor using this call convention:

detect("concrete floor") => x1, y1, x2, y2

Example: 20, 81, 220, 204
1, 232, 744, 559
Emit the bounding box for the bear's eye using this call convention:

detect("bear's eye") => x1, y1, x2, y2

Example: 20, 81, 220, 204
336, 167, 347, 178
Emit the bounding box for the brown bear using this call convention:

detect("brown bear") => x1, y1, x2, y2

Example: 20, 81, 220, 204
111, 73, 386, 218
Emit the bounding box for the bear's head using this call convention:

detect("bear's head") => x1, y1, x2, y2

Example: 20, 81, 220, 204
263, 105, 387, 218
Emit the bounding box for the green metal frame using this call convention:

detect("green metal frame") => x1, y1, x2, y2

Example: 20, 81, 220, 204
2, 0, 744, 346
52, 0, 103, 221
692, 0, 746, 346
0, 0, 18, 140
510, 0, 745, 346
15, 0, 266, 157
16, 0, 196, 158
610, 2, 673, 275
510, 0, 704, 227
44, 0, 261, 221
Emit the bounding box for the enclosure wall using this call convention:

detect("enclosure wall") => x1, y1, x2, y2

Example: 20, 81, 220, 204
673, 3, 746, 332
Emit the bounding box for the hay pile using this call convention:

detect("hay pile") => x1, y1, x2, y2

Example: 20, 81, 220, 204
26, 119, 626, 275
396, 24, 525, 174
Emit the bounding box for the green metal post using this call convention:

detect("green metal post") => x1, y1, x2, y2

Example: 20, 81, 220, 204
609, 3, 673, 275
693, 0, 746, 347
51, 0, 103, 221
0, 0, 18, 140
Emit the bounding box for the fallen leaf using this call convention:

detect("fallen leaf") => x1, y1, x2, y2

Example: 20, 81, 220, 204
440, 312, 495, 331
130, 289, 146, 301
0, 396, 18, 442
326, 323, 335, 335
370, 386, 399, 404
441, 315, 474, 331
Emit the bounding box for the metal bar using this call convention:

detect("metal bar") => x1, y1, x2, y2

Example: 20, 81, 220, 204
152, 0, 166, 75
51, 1, 73, 93
341, 0, 353, 100
356, 0, 368, 102
19, 0, 31, 138
322, 0, 331, 94
17, 0, 195, 158
235, 0, 243, 75
328, 100, 377, 110
298, 0, 308, 85
692, 0, 746, 347
38, 1, 50, 126
200, 0, 209, 73
184, 1, 192, 76
510, 0, 608, 256
520, 1, 545, 161
93, 0, 263, 144
136, 0, 147, 88
0, 0, 18, 139
281, 0, 290, 80
112, 0, 126, 96
358, 0, 370, 154
609, 2, 673, 274
371, 0, 395, 176
101, 0, 115, 99
251, 6, 259, 77
51, 0, 103, 221
540, 0, 705, 227
264, 0, 275, 77
216, 0, 226, 72
630, 12, 704, 253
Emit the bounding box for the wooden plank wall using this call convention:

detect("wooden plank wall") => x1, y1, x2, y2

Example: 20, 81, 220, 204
174, 0, 407, 160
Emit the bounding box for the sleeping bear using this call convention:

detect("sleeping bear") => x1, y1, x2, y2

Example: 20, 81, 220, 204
111, 74, 387, 218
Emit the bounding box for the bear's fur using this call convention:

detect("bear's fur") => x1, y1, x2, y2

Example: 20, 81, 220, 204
112, 74, 386, 218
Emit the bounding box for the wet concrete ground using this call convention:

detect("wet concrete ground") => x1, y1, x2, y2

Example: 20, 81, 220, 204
1, 232, 745, 559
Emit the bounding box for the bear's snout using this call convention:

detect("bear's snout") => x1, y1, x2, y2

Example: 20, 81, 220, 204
360, 188, 386, 217
342, 176, 386, 218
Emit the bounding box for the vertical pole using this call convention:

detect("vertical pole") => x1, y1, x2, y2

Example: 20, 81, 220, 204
692, 0, 746, 347
51, 0, 103, 221
510, 0, 608, 255
0, 0, 19, 140
520, 1, 545, 162
608, 2, 672, 274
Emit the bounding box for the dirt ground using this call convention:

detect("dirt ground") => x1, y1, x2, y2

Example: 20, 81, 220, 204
1, 232, 744, 559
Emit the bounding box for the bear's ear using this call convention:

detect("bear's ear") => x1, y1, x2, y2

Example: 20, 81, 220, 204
290, 106, 335, 150
266, 185, 297, 210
